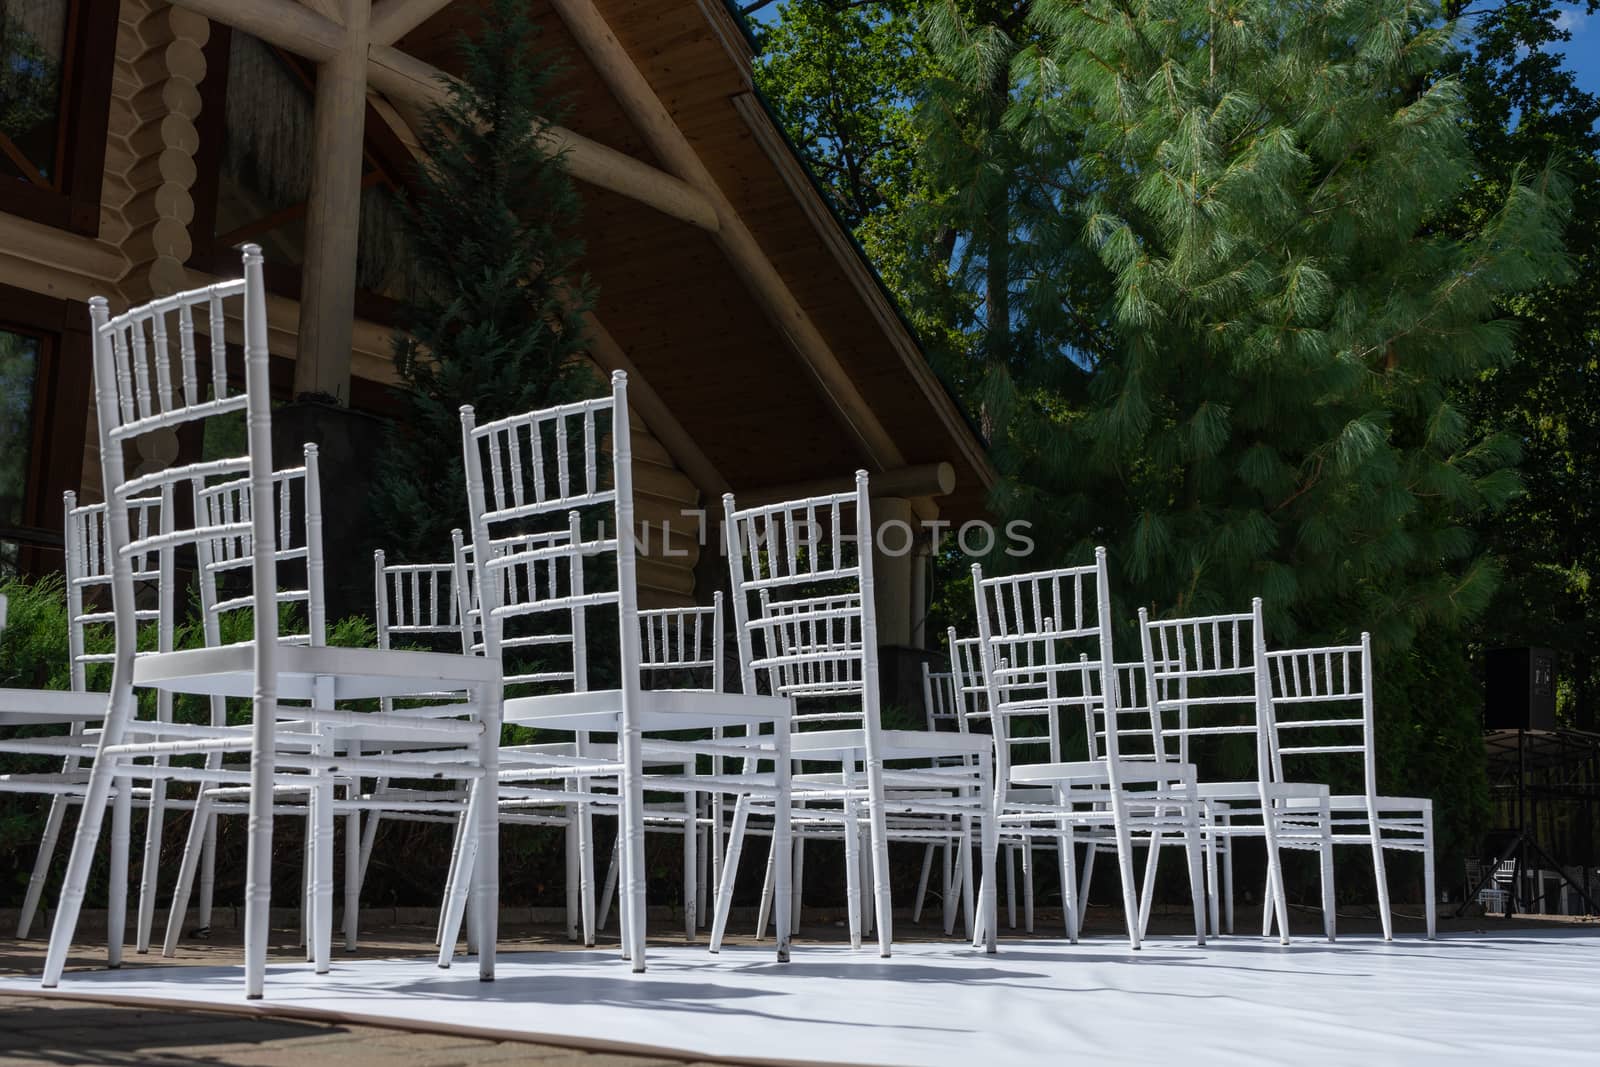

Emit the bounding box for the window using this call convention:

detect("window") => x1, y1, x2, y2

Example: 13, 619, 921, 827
190, 27, 420, 314
0, 284, 91, 579
0, 0, 116, 233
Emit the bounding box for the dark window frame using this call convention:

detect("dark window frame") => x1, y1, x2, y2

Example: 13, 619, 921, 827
2, 0, 119, 235
0, 282, 92, 575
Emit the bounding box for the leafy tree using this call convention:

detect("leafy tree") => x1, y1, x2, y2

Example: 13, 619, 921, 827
371, 0, 593, 561
1447, 0, 1600, 731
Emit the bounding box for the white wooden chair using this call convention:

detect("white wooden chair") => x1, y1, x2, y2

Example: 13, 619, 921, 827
970, 550, 1209, 949
710, 473, 998, 957
1136, 600, 1336, 945
2, 491, 179, 962
40, 246, 503, 998
908, 630, 979, 935
1263, 634, 1436, 938
450, 370, 794, 971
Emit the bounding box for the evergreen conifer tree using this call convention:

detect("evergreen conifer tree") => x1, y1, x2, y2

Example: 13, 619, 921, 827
371, 0, 592, 560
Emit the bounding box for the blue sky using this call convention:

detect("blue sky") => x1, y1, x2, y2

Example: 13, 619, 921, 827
1553, 4, 1599, 98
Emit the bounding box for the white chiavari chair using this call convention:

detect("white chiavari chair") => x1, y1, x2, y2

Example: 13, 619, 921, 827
909, 635, 976, 933
711, 473, 998, 958
1137, 599, 1336, 944
1, 492, 175, 961
451, 370, 793, 972
971, 550, 1209, 950
41, 246, 503, 999
1263, 634, 1436, 939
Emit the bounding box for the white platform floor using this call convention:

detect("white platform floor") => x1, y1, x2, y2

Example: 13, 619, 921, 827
4, 931, 1597, 1065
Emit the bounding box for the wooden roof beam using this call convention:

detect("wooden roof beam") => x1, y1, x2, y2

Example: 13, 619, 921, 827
544, 0, 908, 476
172, 0, 344, 60
293, 0, 372, 402
368, 0, 453, 45
365, 46, 720, 232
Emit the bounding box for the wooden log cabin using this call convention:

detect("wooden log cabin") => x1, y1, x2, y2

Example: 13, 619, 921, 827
0, 0, 994, 673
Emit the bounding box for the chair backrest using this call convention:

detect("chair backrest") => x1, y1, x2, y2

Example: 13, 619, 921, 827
1263, 634, 1377, 799
1138, 598, 1270, 784
922, 632, 964, 734
63, 490, 173, 693
87, 245, 280, 692
971, 548, 1143, 783
375, 549, 470, 656
460, 370, 640, 700
1084, 659, 1167, 764
192, 446, 324, 650
638, 594, 723, 692
722, 471, 882, 735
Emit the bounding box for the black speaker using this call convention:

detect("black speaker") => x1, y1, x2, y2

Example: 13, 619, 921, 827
1485, 647, 1557, 731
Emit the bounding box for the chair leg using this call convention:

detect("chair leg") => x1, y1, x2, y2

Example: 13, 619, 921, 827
163, 789, 213, 957
1022, 839, 1036, 934
435, 796, 480, 969
697, 803, 710, 932
860, 826, 874, 938
772, 727, 792, 963
1076, 842, 1097, 941
1059, 823, 1079, 945
18, 796, 70, 940
1108, 795, 1143, 950
565, 800, 581, 942
941, 839, 957, 935
579, 802, 597, 947
598, 836, 620, 933
841, 793, 864, 951
959, 814, 975, 940
1368, 808, 1393, 941
198, 809, 217, 933
1320, 835, 1338, 943
1182, 795, 1207, 947
709, 794, 750, 953
1005, 845, 1017, 930
1221, 816, 1236, 935
135, 774, 167, 954
107, 778, 132, 968
682, 787, 698, 942
343, 806, 360, 952
976, 765, 999, 954
473, 725, 500, 983
1204, 811, 1221, 938
913, 843, 936, 924
1137, 825, 1163, 941
790, 832, 804, 937
756, 834, 777, 940
1260, 792, 1292, 946
863, 756, 894, 957
1422, 808, 1437, 940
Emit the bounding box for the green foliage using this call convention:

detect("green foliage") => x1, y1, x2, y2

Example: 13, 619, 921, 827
756, 0, 1590, 889
370, 0, 594, 562
1445, 0, 1600, 734
0, 10, 59, 151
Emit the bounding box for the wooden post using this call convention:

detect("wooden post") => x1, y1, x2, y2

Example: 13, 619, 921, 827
294, 0, 370, 402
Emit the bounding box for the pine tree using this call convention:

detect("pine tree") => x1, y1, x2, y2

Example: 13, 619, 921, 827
371, 0, 593, 561
1006, 0, 1571, 649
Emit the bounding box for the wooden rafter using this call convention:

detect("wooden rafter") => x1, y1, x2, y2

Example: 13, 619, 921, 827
174, 0, 344, 60
368, 0, 454, 45
543, 0, 908, 478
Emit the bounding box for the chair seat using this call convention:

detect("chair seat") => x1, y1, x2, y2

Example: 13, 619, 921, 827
131, 643, 502, 701
1282, 792, 1431, 812
1009, 758, 1195, 786
1196, 780, 1329, 801
0, 687, 108, 727
788, 728, 991, 761
504, 688, 791, 734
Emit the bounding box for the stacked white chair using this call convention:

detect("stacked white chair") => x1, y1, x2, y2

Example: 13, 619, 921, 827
711, 472, 998, 956
1135, 599, 1336, 944
41, 246, 504, 998
450, 370, 795, 971
908, 631, 979, 935
970, 550, 1209, 949
3, 491, 179, 961
1262, 633, 1436, 938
